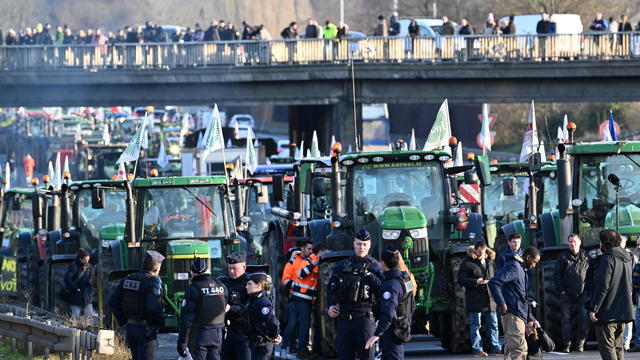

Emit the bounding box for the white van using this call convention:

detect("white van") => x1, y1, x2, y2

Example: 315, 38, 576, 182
498, 14, 583, 35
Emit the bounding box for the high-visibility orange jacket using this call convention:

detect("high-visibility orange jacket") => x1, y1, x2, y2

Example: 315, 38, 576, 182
291, 253, 320, 302
281, 250, 301, 293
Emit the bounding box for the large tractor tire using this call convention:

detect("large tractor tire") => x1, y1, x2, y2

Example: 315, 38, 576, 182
264, 229, 288, 325
445, 256, 472, 353
541, 260, 566, 346
314, 253, 348, 358
98, 248, 118, 328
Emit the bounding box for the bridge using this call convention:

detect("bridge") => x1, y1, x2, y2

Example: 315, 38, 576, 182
2, 33, 640, 143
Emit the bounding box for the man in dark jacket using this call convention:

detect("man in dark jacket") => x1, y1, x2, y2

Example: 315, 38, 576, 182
489, 247, 541, 360
457, 241, 501, 356
441, 16, 456, 36
589, 229, 634, 360
64, 248, 95, 318
497, 233, 523, 270
554, 234, 590, 352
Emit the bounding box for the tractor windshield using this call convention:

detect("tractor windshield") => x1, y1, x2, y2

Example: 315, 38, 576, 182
75, 188, 127, 246
351, 161, 446, 240
141, 186, 227, 240
2, 195, 33, 230
484, 175, 527, 225
577, 153, 640, 247
246, 184, 272, 238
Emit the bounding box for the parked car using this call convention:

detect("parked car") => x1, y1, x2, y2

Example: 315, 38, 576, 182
229, 114, 256, 128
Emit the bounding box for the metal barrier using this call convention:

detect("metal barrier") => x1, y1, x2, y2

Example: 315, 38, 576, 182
1, 32, 640, 70
0, 310, 114, 359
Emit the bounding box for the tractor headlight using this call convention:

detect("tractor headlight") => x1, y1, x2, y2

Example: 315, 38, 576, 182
409, 227, 428, 239
382, 230, 401, 240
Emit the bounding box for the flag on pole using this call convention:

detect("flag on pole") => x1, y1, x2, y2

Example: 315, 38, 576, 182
53, 153, 62, 189
179, 115, 189, 146
538, 141, 546, 162
519, 100, 539, 162
603, 127, 613, 142
245, 129, 258, 175
305, 149, 311, 158
102, 123, 111, 145
296, 140, 304, 160
75, 124, 82, 143
409, 129, 417, 150
481, 103, 491, 152
562, 114, 569, 142
63, 155, 71, 182
157, 141, 170, 169
47, 161, 55, 184
609, 110, 617, 141
117, 162, 127, 180
330, 135, 336, 153
226, 139, 232, 148
234, 121, 240, 140
454, 141, 464, 167
201, 104, 225, 151
141, 125, 149, 150
4, 162, 10, 190
556, 127, 564, 142
423, 99, 452, 151
117, 114, 148, 164
310, 131, 321, 157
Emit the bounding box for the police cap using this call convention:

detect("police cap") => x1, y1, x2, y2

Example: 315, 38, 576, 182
145, 250, 165, 264
355, 228, 371, 241
246, 272, 268, 282
227, 252, 247, 264
191, 257, 209, 274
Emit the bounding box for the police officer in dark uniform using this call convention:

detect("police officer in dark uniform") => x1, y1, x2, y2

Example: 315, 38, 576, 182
219, 252, 251, 360
365, 247, 415, 360
178, 257, 229, 360
245, 272, 282, 360
109, 250, 165, 360
328, 229, 384, 360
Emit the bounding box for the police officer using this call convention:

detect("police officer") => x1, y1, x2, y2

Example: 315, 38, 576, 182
365, 247, 415, 360
245, 272, 282, 360
178, 257, 229, 360
108, 250, 165, 360
328, 228, 384, 360
219, 252, 250, 360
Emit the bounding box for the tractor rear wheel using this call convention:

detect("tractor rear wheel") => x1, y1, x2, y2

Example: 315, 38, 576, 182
315, 255, 344, 358
447, 256, 472, 353
51, 262, 70, 315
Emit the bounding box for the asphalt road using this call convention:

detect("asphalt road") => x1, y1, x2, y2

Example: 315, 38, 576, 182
158, 333, 611, 360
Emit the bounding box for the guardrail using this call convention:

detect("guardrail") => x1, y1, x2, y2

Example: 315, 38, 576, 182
0, 308, 114, 359
1, 32, 640, 70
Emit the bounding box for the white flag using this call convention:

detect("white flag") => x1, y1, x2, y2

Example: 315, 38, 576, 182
481, 103, 491, 151
117, 162, 127, 180
310, 131, 321, 157
63, 156, 71, 182
4, 163, 10, 190
47, 161, 55, 184
102, 123, 111, 145
234, 121, 240, 140
409, 129, 417, 150
117, 114, 148, 164
455, 141, 464, 167
75, 124, 82, 143
53, 152, 62, 189
141, 126, 149, 150
519, 100, 539, 162
157, 141, 170, 169
306, 149, 311, 158
201, 104, 225, 152
423, 99, 452, 151
179, 115, 189, 146
562, 114, 569, 142
556, 127, 564, 142
226, 139, 233, 148
330, 135, 336, 153
539, 141, 546, 162
245, 129, 258, 175
296, 140, 304, 160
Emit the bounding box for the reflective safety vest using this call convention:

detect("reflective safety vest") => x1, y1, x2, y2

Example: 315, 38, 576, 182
281, 250, 301, 294
291, 253, 319, 302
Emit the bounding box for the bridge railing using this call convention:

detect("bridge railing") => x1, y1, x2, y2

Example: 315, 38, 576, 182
1, 32, 639, 70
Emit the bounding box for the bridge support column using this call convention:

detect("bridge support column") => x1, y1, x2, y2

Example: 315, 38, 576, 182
330, 101, 362, 152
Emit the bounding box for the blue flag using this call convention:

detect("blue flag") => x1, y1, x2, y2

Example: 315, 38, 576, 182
609, 110, 617, 141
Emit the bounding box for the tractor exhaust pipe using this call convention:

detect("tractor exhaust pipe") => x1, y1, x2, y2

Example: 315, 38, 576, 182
556, 143, 572, 245
125, 181, 136, 243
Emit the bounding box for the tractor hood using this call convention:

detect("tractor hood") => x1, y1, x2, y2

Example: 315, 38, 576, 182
99, 224, 126, 241
380, 206, 427, 230
605, 203, 640, 238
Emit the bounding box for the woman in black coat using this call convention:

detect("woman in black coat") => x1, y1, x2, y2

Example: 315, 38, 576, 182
64, 248, 95, 318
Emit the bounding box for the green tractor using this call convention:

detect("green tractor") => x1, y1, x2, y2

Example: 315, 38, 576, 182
532, 136, 640, 344
99, 175, 244, 329
303, 146, 492, 355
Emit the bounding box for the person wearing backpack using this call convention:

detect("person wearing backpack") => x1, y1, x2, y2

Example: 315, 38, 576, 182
458, 240, 501, 356
365, 247, 415, 360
